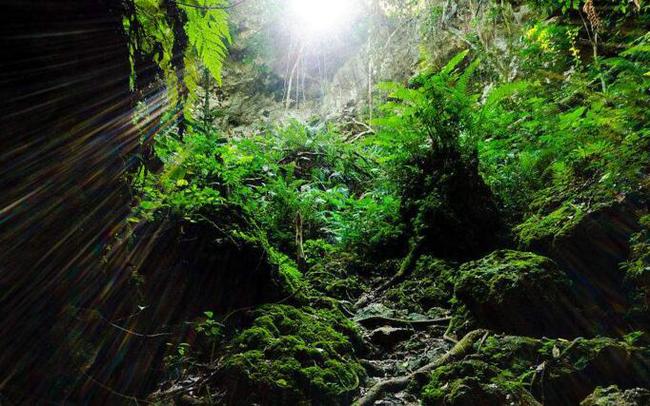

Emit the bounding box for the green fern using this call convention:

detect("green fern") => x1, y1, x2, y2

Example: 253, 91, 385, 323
182, 2, 231, 85
440, 49, 470, 75
126, 0, 230, 119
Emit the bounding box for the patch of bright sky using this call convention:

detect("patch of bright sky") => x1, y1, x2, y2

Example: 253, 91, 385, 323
287, 0, 361, 40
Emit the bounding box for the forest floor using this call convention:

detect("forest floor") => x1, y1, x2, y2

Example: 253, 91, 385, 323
352, 288, 452, 405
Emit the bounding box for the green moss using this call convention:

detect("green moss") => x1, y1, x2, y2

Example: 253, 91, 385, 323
303, 241, 366, 300
421, 359, 522, 405
221, 304, 364, 405
516, 202, 585, 246
304, 263, 364, 301
479, 335, 543, 376
268, 247, 304, 294
455, 250, 578, 336
384, 256, 456, 313
581, 385, 650, 405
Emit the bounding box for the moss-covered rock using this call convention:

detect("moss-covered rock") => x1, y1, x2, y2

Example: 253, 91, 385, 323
517, 199, 643, 332
455, 250, 589, 337
384, 256, 456, 314
478, 335, 544, 377
531, 337, 650, 405
581, 385, 650, 406
516, 202, 586, 248
137, 208, 305, 318
220, 304, 364, 405
420, 359, 538, 406
474, 334, 650, 405
303, 241, 366, 301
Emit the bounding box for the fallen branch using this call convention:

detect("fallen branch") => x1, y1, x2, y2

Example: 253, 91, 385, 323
354, 329, 487, 406
278, 150, 324, 165
356, 316, 451, 330
346, 130, 374, 143
173, 0, 248, 10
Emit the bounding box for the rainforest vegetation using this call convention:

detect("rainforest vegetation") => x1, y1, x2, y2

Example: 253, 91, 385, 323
1, 0, 649, 404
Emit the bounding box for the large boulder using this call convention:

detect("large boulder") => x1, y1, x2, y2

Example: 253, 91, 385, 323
517, 198, 644, 328
138, 209, 303, 319
82, 209, 306, 403
477, 334, 650, 405
455, 250, 595, 337
219, 304, 365, 405
533, 337, 650, 405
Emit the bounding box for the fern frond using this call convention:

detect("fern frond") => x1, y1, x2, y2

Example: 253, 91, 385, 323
482, 81, 529, 110
441, 49, 470, 75
183, 2, 231, 85
457, 57, 481, 94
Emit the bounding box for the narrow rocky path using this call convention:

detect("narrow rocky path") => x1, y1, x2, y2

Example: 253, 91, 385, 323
351, 297, 453, 404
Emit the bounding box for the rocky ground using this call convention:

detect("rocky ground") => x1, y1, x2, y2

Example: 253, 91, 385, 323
141, 180, 650, 406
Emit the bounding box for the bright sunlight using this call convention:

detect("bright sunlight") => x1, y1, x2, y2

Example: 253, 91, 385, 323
288, 0, 360, 38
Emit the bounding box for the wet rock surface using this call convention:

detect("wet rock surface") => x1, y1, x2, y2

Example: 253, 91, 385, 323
368, 327, 415, 348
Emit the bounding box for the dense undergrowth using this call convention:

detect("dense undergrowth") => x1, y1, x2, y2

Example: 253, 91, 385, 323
4, 0, 650, 403
120, 0, 650, 404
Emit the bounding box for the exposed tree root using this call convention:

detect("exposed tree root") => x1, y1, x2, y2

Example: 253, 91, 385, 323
354, 238, 424, 309
356, 316, 451, 329
354, 329, 487, 406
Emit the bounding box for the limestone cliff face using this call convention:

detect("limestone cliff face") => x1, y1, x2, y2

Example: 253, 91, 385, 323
212, 0, 534, 135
